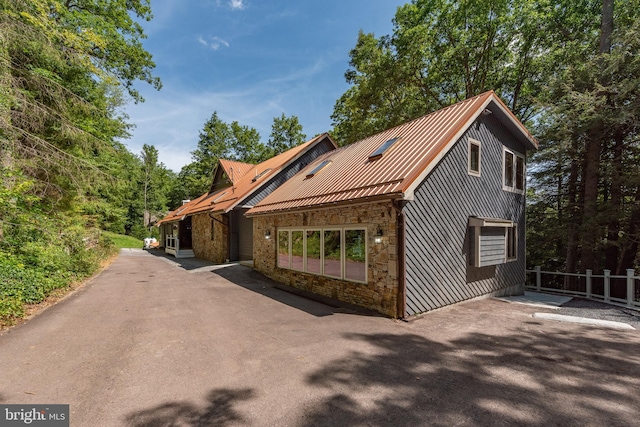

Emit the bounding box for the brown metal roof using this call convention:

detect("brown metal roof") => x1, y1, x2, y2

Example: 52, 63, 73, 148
247, 91, 537, 216
156, 133, 337, 224
219, 159, 254, 183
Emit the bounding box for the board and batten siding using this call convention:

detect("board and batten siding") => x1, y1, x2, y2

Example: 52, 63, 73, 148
236, 208, 253, 261
403, 114, 527, 315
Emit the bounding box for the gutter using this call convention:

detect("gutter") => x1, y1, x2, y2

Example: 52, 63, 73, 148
393, 200, 406, 319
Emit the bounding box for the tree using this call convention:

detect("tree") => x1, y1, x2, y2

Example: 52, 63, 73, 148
330, 0, 597, 145
529, 0, 640, 278
265, 113, 307, 157
179, 112, 269, 198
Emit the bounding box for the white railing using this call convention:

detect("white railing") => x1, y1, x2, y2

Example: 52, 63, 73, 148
526, 267, 640, 310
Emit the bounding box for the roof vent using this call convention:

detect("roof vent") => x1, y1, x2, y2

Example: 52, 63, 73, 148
181, 199, 191, 205
369, 137, 400, 161
305, 160, 332, 179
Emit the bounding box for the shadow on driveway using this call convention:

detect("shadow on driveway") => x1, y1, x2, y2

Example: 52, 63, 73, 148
147, 250, 382, 318
123, 327, 640, 426
125, 388, 254, 427
299, 328, 640, 426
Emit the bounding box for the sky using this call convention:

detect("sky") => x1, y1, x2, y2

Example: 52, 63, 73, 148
122, 0, 408, 172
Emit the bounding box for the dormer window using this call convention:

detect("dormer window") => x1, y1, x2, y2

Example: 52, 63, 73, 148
306, 160, 332, 179
369, 137, 400, 160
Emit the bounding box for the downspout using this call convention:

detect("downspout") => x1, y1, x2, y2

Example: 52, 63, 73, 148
392, 200, 406, 319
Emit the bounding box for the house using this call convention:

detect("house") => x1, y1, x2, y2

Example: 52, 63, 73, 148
246, 91, 538, 318
156, 133, 337, 262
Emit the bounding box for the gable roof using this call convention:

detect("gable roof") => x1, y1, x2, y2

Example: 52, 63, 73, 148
156, 133, 337, 225
218, 159, 254, 184
247, 91, 537, 216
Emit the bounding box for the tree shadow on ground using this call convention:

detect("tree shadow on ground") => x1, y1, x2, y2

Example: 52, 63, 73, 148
125, 388, 254, 427
212, 264, 382, 318
299, 328, 640, 426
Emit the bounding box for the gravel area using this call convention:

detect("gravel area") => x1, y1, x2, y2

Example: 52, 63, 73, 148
557, 298, 640, 329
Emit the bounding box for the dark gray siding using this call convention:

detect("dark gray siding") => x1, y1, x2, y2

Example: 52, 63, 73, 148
237, 208, 253, 261
403, 114, 528, 315
242, 139, 335, 207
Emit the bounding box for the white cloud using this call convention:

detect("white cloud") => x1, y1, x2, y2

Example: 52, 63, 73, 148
121, 60, 332, 172
229, 0, 245, 10
197, 35, 229, 50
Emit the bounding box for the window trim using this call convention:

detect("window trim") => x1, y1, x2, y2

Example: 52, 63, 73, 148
468, 138, 481, 176
506, 225, 517, 262
503, 147, 525, 194
277, 226, 368, 284
468, 217, 517, 267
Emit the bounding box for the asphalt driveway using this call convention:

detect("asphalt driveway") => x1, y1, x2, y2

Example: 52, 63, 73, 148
1, 250, 639, 426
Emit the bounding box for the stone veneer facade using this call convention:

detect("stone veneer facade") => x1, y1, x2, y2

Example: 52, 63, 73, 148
252, 201, 400, 317
192, 212, 229, 263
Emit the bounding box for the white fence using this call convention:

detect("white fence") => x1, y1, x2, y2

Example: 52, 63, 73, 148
526, 267, 640, 310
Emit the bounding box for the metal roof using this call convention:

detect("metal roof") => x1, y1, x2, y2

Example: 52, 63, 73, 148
156, 133, 337, 225
247, 91, 537, 216
218, 159, 254, 183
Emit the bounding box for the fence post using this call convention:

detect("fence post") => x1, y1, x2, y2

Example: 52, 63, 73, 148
535, 266, 541, 292
604, 269, 611, 302
627, 269, 635, 307
586, 269, 592, 299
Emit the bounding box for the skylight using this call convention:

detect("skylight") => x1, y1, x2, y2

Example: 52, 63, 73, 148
211, 191, 228, 204
368, 137, 400, 160
252, 168, 272, 182
306, 160, 332, 179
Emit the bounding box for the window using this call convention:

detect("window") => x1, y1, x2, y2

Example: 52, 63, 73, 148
210, 220, 215, 241
515, 156, 524, 191
306, 160, 332, 178
323, 229, 342, 278
468, 139, 481, 176
369, 137, 400, 160
277, 230, 290, 268
277, 226, 367, 283
291, 230, 304, 271
345, 229, 366, 282
468, 217, 517, 267
306, 230, 321, 274
503, 148, 525, 193
252, 168, 272, 182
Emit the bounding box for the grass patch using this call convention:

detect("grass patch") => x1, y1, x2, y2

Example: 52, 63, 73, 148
101, 231, 143, 249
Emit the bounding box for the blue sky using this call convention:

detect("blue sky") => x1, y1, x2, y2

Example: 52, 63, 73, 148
122, 0, 407, 172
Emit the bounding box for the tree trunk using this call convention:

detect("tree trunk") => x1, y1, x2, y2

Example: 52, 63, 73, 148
565, 138, 580, 276
579, 0, 615, 272
605, 132, 623, 273
619, 187, 640, 273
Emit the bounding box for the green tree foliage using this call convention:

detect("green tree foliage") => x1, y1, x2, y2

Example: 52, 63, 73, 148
330, 0, 599, 145
530, 0, 640, 275
265, 113, 307, 157
0, 0, 161, 322
175, 112, 306, 201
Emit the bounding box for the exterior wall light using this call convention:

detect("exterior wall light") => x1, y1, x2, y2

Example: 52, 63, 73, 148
374, 227, 383, 244
264, 230, 271, 240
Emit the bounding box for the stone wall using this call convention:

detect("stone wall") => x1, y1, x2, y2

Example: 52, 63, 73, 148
252, 202, 400, 317
192, 212, 228, 263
